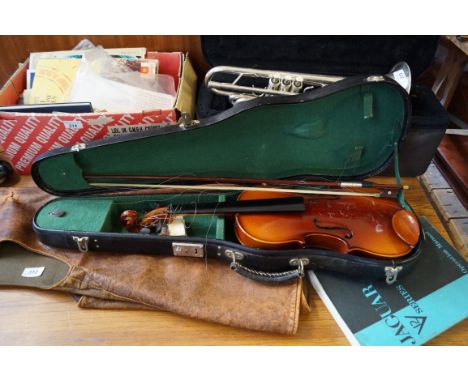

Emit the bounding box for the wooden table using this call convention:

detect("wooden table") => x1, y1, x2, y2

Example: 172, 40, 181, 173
0, 176, 466, 345
432, 35, 468, 109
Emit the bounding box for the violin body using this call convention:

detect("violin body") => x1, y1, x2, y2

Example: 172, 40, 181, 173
235, 191, 420, 259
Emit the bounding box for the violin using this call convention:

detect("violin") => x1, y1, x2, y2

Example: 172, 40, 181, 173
120, 190, 420, 259
235, 191, 420, 259
120, 195, 306, 233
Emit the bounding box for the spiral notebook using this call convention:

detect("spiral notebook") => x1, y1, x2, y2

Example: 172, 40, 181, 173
308, 217, 468, 346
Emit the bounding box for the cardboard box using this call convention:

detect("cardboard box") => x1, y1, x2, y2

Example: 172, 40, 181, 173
0, 52, 197, 174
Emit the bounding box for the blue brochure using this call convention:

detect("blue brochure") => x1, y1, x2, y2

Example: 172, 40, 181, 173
308, 217, 468, 345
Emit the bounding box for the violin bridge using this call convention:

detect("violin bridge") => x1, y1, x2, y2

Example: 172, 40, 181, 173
167, 216, 187, 236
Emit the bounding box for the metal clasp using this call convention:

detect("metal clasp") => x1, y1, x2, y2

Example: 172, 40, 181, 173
224, 249, 244, 261
178, 113, 199, 129
289, 258, 310, 277
72, 236, 89, 253
71, 143, 86, 152
172, 242, 204, 258
385, 266, 402, 285
366, 75, 385, 84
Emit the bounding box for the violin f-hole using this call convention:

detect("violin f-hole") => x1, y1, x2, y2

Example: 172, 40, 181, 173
313, 218, 353, 239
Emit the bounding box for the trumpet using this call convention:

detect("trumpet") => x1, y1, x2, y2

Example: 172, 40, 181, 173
205, 62, 411, 104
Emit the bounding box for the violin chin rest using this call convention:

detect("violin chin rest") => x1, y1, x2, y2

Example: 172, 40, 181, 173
391, 210, 420, 247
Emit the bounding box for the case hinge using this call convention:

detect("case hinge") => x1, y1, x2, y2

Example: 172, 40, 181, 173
366, 75, 385, 84
289, 258, 310, 277
289, 258, 310, 267
72, 236, 89, 253
385, 266, 403, 285
178, 113, 199, 129
172, 242, 204, 258
71, 143, 86, 152
224, 249, 244, 261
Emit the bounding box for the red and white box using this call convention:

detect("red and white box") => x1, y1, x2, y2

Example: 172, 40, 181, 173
0, 51, 197, 174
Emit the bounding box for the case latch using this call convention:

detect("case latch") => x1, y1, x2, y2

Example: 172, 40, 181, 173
172, 242, 204, 258
72, 236, 89, 253
385, 266, 403, 285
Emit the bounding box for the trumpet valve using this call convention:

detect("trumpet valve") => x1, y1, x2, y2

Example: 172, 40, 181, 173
268, 76, 281, 91
291, 77, 303, 93
280, 76, 293, 92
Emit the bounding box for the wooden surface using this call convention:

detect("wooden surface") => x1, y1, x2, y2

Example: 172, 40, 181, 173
0, 176, 466, 345
0, 35, 208, 87
421, 163, 468, 256
432, 36, 468, 108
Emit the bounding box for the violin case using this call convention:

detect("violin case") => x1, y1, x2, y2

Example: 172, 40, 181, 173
197, 36, 449, 176
31, 65, 425, 285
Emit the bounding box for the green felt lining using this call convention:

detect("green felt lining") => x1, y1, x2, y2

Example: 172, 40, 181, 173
35, 82, 406, 193
36, 199, 115, 232
35, 193, 227, 240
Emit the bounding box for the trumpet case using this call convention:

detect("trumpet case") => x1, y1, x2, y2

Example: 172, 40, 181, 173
32, 72, 424, 285
197, 36, 449, 176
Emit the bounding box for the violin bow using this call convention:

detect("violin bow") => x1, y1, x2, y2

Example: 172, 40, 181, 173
86, 174, 407, 198
89, 182, 395, 198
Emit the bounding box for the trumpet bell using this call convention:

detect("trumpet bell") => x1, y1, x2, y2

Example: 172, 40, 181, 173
387, 62, 412, 94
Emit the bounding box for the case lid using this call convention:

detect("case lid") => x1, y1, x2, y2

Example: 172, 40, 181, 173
32, 75, 410, 196
201, 36, 439, 79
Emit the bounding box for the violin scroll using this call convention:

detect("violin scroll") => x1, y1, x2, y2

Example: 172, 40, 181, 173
120, 207, 170, 234
120, 210, 139, 232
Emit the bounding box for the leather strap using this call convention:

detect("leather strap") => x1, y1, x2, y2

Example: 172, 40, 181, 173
230, 258, 304, 284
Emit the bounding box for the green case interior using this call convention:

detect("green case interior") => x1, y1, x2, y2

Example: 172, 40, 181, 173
35, 193, 227, 240
33, 78, 409, 238
33, 80, 407, 195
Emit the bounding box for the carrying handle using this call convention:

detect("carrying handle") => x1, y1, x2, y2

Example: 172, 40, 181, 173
229, 257, 305, 284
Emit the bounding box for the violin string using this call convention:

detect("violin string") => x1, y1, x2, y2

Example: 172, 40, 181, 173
96, 171, 386, 205
90, 169, 393, 196
201, 193, 220, 268
106, 185, 234, 253
94, 170, 241, 209
89, 170, 400, 203
336, 150, 352, 185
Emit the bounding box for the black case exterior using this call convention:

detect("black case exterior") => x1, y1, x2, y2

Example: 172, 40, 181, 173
197, 36, 447, 176
381, 84, 449, 176
33, 215, 422, 284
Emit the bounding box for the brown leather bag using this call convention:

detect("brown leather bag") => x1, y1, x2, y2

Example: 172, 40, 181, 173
0, 185, 309, 334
